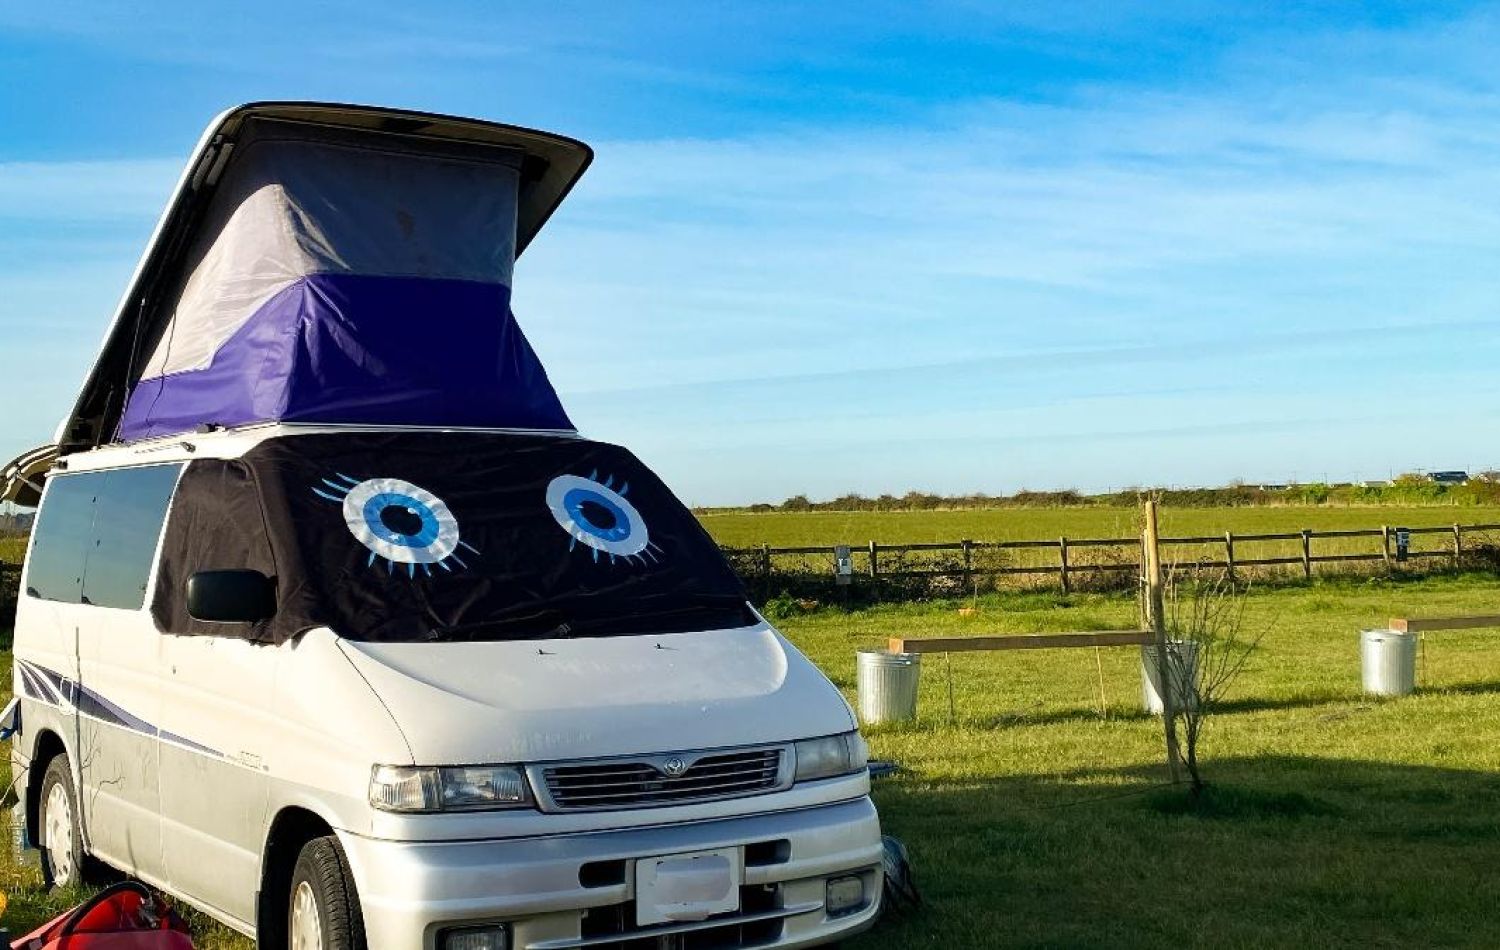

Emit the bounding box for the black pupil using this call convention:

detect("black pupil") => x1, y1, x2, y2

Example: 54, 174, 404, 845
381, 504, 424, 537
579, 499, 618, 530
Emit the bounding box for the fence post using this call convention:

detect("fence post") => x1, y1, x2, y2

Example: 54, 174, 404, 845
867, 541, 880, 601
1454, 523, 1463, 569
759, 543, 772, 598
961, 538, 973, 589
1381, 525, 1391, 570
1300, 529, 1312, 579
1224, 531, 1236, 579
1143, 500, 1182, 782
1058, 536, 1071, 594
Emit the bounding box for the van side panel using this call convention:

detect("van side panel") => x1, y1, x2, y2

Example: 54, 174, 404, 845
157, 635, 274, 925
13, 476, 89, 855
71, 464, 184, 879
76, 612, 164, 878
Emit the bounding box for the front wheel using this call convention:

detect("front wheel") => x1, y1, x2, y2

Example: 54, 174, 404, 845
38, 754, 84, 888
288, 836, 366, 950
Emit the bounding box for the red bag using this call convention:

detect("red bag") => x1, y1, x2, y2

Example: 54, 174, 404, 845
11, 882, 194, 950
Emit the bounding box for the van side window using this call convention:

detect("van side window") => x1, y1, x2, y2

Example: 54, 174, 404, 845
25, 471, 107, 603
25, 464, 183, 609
83, 465, 185, 610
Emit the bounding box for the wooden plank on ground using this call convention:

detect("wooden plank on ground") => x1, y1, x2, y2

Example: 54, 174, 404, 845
1389, 615, 1500, 633
889, 630, 1152, 654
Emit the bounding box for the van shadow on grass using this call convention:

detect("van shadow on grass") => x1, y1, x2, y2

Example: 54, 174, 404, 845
853, 756, 1500, 950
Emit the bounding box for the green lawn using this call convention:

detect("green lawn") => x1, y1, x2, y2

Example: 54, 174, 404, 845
0, 537, 25, 563
816, 573, 1500, 949
3, 574, 1500, 946
699, 504, 1500, 548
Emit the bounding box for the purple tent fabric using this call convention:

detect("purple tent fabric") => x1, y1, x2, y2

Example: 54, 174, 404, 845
118, 274, 571, 440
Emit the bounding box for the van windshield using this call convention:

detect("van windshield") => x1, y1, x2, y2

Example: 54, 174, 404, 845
152, 432, 753, 644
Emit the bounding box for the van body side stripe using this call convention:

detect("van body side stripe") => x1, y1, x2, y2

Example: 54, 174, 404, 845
16, 660, 221, 759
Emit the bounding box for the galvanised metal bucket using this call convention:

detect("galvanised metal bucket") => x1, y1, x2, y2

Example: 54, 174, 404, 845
1362, 629, 1416, 697
1141, 640, 1200, 715
857, 650, 921, 724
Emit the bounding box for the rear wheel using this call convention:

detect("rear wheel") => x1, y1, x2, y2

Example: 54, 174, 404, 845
288, 836, 366, 950
38, 754, 84, 888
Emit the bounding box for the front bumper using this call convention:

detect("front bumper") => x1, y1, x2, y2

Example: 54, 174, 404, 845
338, 796, 884, 950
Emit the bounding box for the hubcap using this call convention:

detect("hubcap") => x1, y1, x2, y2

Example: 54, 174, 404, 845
290, 880, 323, 950
43, 782, 74, 885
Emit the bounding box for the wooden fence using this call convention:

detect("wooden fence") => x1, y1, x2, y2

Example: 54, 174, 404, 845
722, 521, 1500, 601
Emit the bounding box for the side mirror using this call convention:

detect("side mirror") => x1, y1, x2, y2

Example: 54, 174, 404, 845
186, 570, 276, 624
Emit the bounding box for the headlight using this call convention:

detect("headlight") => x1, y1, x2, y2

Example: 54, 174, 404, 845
369, 765, 532, 812
793, 732, 869, 783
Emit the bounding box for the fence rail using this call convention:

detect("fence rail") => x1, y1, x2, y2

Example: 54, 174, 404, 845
722, 521, 1500, 601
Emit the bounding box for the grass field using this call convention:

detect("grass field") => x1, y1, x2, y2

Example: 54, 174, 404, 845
0, 537, 25, 563
2, 574, 1499, 946
699, 504, 1500, 548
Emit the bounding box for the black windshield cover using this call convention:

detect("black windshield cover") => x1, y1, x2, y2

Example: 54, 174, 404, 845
153, 432, 750, 643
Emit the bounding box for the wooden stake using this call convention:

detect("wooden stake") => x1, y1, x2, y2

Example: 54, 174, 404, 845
1059, 536, 1072, 595
945, 651, 956, 724
1143, 499, 1182, 781
1094, 645, 1108, 717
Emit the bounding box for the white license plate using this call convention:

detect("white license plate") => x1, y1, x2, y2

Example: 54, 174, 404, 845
635, 847, 742, 926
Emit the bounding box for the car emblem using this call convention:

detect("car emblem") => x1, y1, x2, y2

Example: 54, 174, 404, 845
661, 756, 689, 777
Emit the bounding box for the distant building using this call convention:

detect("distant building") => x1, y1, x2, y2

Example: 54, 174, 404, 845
1427, 471, 1469, 486
1257, 483, 1290, 491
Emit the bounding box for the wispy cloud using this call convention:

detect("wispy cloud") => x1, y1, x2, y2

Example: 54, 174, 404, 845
0, 159, 180, 222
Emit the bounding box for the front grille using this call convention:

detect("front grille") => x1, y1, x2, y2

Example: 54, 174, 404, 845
540, 747, 787, 810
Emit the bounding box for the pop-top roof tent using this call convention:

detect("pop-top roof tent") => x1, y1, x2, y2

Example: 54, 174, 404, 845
58, 101, 594, 455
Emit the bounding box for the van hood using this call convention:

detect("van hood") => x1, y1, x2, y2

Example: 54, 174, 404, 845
335, 625, 856, 765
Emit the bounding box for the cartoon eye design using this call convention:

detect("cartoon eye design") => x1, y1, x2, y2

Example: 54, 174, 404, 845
313, 474, 477, 576
546, 471, 660, 565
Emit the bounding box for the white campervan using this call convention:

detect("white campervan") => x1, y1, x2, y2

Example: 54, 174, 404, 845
4, 103, 882, 950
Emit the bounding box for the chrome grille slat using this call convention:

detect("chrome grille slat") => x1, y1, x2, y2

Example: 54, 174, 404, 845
546, 762, 780, 786
538, 746, 788, 810
549, 771, 779, 793
550, 777, 777, 803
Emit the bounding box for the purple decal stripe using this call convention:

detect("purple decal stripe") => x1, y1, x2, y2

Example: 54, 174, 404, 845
118, 274, 573, 441
17, 664, 49, 703
19, 661, 65, 706
158, 730, 221, 758
16, 661, 222, 759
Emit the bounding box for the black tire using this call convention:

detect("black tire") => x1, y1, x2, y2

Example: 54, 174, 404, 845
287, 835, 366, 950
38, 754, 85, 888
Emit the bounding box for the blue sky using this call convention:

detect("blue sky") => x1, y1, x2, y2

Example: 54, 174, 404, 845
3, 2, 1500, 505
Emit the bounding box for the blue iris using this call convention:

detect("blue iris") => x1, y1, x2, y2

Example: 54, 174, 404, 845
362, 492, 441, 548
563, 487, 632, 543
